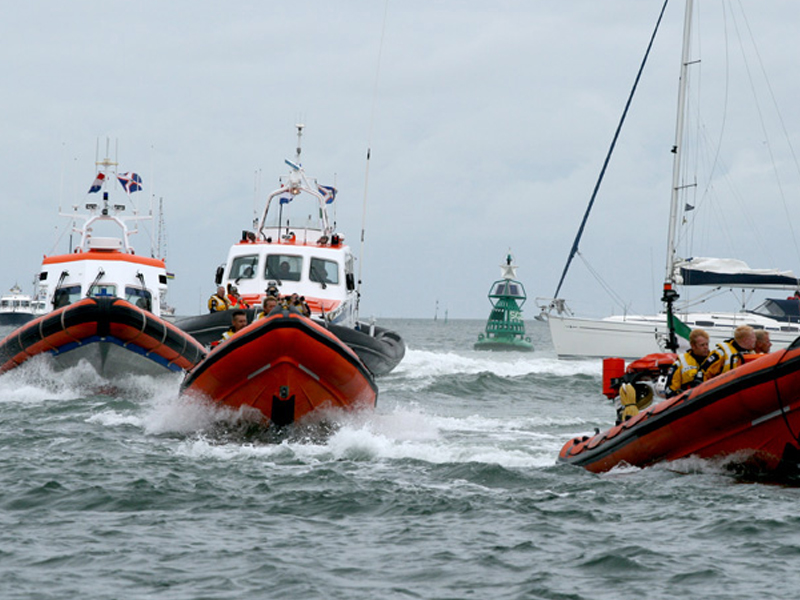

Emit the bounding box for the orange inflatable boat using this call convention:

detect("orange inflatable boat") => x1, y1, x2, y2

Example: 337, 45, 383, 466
560, 343, 800, 475
0, 296, 206, 377
181, 308, 378, 427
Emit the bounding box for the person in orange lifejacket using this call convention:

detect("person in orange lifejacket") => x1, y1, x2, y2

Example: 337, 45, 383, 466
696, 324, 756, 382
665, 328, 710, 398
226, 285, 249, 309
755, 330, 772, 354
208, 286, 230, 313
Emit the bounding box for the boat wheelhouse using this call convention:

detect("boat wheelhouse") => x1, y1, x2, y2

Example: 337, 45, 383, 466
214, 128, 356, 326
0, 285, 42, 327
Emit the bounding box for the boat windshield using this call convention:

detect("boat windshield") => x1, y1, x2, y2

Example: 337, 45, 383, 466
53, 285, 82, 308
750, 298, 800, 323
309, 257, 339, 285
125, 286, 152, 310
229, 254, 259, 281
265, 254, 302, 282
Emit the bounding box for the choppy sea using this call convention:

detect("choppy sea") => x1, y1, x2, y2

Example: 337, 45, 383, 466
1, 318, 798, 599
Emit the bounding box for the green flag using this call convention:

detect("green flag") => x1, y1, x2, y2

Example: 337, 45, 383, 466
668, 312, 692, 341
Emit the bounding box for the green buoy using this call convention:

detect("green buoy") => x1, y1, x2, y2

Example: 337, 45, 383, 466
474, 253, 533, 352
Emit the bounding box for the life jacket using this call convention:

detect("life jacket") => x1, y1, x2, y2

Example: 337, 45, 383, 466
208, 294, 230, 313
700, 339, 750, 379
666, 351, 703, 397
227, 294, 248, 309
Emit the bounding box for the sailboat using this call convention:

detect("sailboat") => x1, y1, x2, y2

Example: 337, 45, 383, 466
540, 0, 800, 360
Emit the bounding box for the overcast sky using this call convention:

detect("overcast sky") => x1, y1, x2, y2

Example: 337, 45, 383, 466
2, 1, 800, 319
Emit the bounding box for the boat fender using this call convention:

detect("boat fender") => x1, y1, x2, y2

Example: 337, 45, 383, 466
618, 383, 640, 421
602, 357, 625, 399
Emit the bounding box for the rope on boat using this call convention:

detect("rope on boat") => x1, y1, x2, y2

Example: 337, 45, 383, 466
552, 0, 670, 301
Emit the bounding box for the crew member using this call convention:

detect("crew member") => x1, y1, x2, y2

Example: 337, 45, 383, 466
208, 286, 230, 313
665, 328, 710, 397
226, 285, 249, 309
256, 295, 279, 319
754, 330, 772, 354
697, 324, 756, 381
220, 310, 248, 341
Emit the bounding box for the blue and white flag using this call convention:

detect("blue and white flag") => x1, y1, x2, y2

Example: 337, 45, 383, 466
117, 172, 143, 193
279, 194, 293, 205
88, 172, 105, 193
318, 184, 337, 204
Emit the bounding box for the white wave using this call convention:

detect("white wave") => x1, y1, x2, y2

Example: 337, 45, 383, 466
0, 355, 104, 403
169, 402, 564, 469
388, 348, 600, 383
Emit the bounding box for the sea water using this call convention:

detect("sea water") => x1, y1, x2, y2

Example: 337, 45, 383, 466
1, 319, 798, 599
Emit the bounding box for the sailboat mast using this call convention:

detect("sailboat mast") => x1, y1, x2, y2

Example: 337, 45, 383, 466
662, 0, 694, 353
665, 0, 694, 284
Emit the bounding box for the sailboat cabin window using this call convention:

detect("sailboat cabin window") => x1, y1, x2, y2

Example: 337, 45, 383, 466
89, 284, 117, 298
53, 285, 81, 308
265, 254, 302, 282
229, 255, 259, 280
309, 258, 339, 285
125, 287, 152, 311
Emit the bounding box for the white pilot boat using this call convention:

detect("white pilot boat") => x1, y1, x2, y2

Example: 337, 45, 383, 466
0, 150, 205, 377
0, 285, 46, 327
176, 126, 405, 376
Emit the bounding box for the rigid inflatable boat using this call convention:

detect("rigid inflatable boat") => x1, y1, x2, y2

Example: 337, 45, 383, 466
176, 308, 404, 376
0, 296, 206, 376
559, 343, 800, 475
175, 125, 405, 376
181, 309, 378, 427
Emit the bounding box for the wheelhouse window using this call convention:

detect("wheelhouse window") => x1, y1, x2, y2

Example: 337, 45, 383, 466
53, 285, 82, 308
265, 254, 302, 282
309, 258, 339, 285
229, 255, 259, 281
89, 284, 117, 298
126, 286, 153, 311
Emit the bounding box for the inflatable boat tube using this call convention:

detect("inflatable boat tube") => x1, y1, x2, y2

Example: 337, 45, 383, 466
0, 297, 207, 377
181, 309, 377, 427
560, 341, 800, 475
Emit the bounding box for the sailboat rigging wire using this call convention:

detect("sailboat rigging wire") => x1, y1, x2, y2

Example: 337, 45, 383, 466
357, 0, 390, 312
553, 0, 670, 300
732, 0, 800, 265
576, 252, 630, 312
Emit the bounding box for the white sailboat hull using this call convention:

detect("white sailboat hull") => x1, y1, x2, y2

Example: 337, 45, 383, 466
548, 312, 800, 360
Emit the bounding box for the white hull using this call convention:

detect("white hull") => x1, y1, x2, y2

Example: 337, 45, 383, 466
548, 312, 800, 360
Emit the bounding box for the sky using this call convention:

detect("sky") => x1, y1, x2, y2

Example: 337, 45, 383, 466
2, 1, 800, 320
